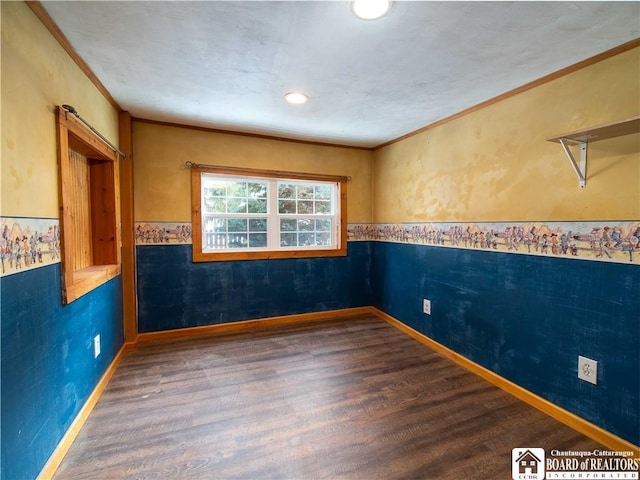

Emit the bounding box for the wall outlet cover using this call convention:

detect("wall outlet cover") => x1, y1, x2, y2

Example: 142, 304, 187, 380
578, 355, 597, 385
423, 299, 431, 315
94, 334, 101, 359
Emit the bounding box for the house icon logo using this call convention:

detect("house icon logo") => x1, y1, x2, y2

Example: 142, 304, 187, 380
512, 448, 545, 480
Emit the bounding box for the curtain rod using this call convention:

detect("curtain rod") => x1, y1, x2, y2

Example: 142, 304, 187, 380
62, 105, 125, 158
184, 161, 352, 181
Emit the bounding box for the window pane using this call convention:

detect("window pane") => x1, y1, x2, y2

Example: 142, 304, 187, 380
316, 219, 331, 231
314, 185, 331, 200
299, 233, 314, 246
276, 216, 334, 248
249, 182, 267, 199
228, 234, 247, 248
227, 218, 248, 232
203, 217, 227, 233
205, 185, 226, 197
279, 200, 296, 214
280, 232, 296, 247
204, 233, 229, 249
316, 232, 331, 245
206, 198, 226, 214
298, 219, 314, 231
249, 218, 267, 232
215, 220, 227, 232
227, 182, 247, 197
227, 198, 247, 214
314, 201, 331, 214
248, 233, 267, 248
248, 198, 267, 214
278, 184, 295, 199
298, 201, 313, 214
297, 185, 314, 199
280, 218, 297, 231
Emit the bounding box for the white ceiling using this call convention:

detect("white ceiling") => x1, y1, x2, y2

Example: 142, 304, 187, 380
41, 1, 640, 148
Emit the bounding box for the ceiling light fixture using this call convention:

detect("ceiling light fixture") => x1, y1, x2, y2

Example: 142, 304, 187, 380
284, 92, 309, 104
351, 0, 392, 20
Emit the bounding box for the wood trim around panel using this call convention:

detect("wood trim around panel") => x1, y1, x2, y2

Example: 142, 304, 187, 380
376, 37, 640, 150
119, 111, 138, 344
56, 107, 121, 303
36, 345, 128, 480
26, 1, 121, 112
56, 114, 74, 295
191, 166, 348, 262
370, 307, 640, 455
191, 166, 205, 260
135, 307, 373, 345
133, 117, 374, 152
192, 248, 348, 262
187, 163, 350, 183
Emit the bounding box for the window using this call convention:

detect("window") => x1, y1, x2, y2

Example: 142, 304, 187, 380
56, 106, 121, 303
191, 166, 347, 261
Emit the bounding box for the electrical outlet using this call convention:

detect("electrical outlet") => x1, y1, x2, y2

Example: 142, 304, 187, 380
93, 334, 101, 359
578, 355, 597, 385
423, 299, 431, 315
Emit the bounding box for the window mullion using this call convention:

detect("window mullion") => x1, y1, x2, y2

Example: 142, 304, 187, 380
267, 179, 279, 249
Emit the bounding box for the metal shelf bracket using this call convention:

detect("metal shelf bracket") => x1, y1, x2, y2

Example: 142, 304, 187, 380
558, 138, 587, 188
548, 116, 639, 189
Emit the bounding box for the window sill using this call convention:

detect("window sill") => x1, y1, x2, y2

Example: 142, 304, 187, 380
64, 264, 121, 303
193, 248, 347, 262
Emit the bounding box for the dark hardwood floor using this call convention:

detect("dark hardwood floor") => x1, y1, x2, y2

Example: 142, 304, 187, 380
54, 316, 603, 479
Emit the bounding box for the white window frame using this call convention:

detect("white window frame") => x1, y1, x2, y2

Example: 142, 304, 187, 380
191, 165, 347, 262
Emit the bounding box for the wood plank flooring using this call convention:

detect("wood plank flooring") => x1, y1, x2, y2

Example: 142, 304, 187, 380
53, 316, 604, 479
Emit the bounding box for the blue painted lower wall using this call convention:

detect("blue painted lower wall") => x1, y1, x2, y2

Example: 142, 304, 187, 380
1, 265, 123, 480
12, 238, 630, 480
136, 242, 373, 332
371, 241, 640, 445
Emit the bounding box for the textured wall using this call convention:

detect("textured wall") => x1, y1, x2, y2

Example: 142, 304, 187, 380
133, 121, 374, 223
136, 242, 372, 332
1, 267, 123, 480
1, 1, 119, 218
371, 241, 639, 445
373, 47, 640, 223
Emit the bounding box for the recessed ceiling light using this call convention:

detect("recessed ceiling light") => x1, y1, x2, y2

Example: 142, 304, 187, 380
351, 0, 392, 20
284, 92, 309, 104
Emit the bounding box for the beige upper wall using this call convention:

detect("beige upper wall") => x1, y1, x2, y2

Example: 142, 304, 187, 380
1, 1, 119, 218
373, 47, 640, 223
133, 122, 373, 223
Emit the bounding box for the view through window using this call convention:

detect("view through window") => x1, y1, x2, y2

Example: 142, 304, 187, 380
191, 166, 347, 261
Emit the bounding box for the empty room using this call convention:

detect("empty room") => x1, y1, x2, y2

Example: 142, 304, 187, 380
1, 1, 639, 479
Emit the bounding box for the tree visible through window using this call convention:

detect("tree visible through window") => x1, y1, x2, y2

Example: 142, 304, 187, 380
202, 178, 269, 249
191, 165, 347, 261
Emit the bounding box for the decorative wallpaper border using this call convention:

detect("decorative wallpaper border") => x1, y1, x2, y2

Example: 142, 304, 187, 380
3, 217, 634, 277
135, 222, 192, 245
347, 221, 640, 265
134, 220, 640, 265
0, 217, 61, 277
